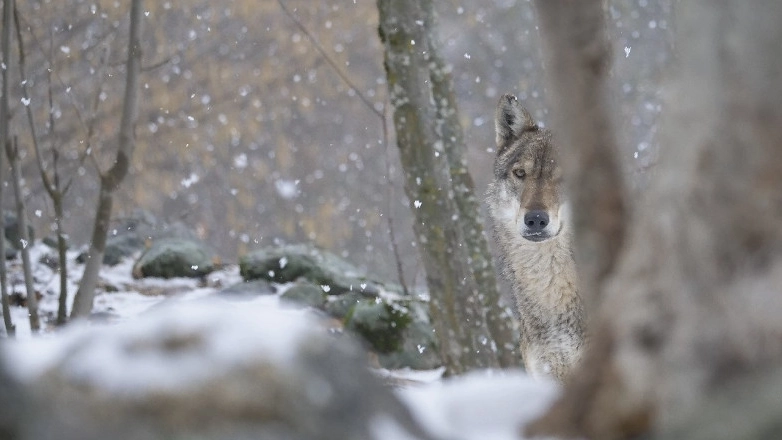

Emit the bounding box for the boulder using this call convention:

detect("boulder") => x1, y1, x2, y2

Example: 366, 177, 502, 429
76, 210, 201, 266
42, 234, 70, 250
377, 300, 441, 370
4, 210, 35, 251
216, 279, 276, 300
132, 238, 216, 279
323, 291, 366, 320
239, 244, 381, 295
280, 282, 327, 309
344, 298, 440, 370
239, 244, 442, 370
346, 300, 412, 354
4, 302, 436, 440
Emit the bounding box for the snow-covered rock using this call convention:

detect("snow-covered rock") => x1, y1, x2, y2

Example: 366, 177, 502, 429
132, 237, 217, 279
3, 301, 435, 440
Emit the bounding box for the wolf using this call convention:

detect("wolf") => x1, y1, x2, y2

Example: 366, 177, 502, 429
486, 94, 585, 381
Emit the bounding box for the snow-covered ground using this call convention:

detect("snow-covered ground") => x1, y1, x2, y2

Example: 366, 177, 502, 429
1, 244, 558, 440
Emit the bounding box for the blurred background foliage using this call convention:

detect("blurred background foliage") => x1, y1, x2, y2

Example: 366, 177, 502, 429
8, 0, 672, 286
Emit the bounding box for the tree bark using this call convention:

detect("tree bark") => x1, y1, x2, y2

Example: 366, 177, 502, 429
528, 0, 782, 438
0, 0, 15, 336
377, 0, 519, 374
533, 0, 626, 312
71, 0, 143, 319
11, 3, 42, 332
54, 195, 68, 325
428, 45, 519, 368
7, 137, 39, 332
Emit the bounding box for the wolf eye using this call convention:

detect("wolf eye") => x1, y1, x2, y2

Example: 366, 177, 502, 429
513, 168, 526, 180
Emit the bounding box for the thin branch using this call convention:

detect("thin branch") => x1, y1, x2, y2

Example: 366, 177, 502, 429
381, 100, 410, 296
275, 1, 412, 293
14, 11, 113, 136
82, 43, 111, 178
13, 4, 46, 190
142, 54, 175, 72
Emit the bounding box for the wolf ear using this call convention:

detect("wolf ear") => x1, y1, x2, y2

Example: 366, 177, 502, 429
495, 94, 536, 148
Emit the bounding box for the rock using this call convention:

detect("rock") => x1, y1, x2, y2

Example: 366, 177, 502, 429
38, 253, 60, 270
345, 300, 412, 354
239, 244, 441, 370
323, 291, 365, 320
75, 232, 146, 267
42, 234, 69, 250
132, 238, 216, 279
76, 210, 201, 266
377, 300, 441, 370
343, 298, 440, 371
106, 234, 147, 266
0, 358, 23, 438
216, 279, 276, 300
5, 302, 436, 440
280, 282, 326, 309
239, 244, 381, 295
4, 210, 34, 250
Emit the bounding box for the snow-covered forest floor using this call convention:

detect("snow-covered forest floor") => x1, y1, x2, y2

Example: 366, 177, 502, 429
1, 244, 558, 440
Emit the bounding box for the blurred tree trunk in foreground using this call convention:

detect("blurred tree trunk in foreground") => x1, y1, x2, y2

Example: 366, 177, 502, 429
0, 0, 15, 336
377, 0, 519, 375
71, 0, 144, 319
528, 0, 782, 439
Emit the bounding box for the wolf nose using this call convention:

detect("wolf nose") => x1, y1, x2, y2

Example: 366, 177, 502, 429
524, 211, 549, 232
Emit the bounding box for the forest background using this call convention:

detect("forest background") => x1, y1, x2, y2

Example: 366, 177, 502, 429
11, 0, 670, 287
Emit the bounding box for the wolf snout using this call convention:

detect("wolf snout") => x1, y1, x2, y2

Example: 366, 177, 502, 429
524, 210, 549, 232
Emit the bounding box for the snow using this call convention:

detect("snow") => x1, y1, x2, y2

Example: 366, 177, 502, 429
6, 300, 310, 396
0, 244, 559, 439
399, 370, 559, 440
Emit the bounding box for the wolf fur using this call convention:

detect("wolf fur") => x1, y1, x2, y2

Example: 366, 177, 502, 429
486, 94, 585, 381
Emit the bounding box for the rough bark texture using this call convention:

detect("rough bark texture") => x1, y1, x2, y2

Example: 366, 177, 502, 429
528, 0, 782, 438
428, 24, 519, 369
0, 0, 15, 336
533, 0, 626, 312
71, 0, 143, 318
377, 0, 519, 374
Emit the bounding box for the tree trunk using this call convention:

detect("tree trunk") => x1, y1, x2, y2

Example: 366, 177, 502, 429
532, 0, 626, 312
70, 0, 143, 319
71, 183, 112, 318
428, 45, 519, 368
7, 137, 39, 332
0, 0, 15, 337
377, 0, 519, 374
54, 195, 69, 325
528, 0, 782, 438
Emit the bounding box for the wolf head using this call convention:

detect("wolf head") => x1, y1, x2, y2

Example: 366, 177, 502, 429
490, 94, 568, 243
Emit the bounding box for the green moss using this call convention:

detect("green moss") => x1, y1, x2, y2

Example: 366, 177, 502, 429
345, 301, 412, 354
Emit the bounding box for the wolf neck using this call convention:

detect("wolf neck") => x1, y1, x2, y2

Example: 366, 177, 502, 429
510, 232, 577, 311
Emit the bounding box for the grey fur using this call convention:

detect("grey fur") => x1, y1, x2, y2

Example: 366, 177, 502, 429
486, 94, 585, 381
